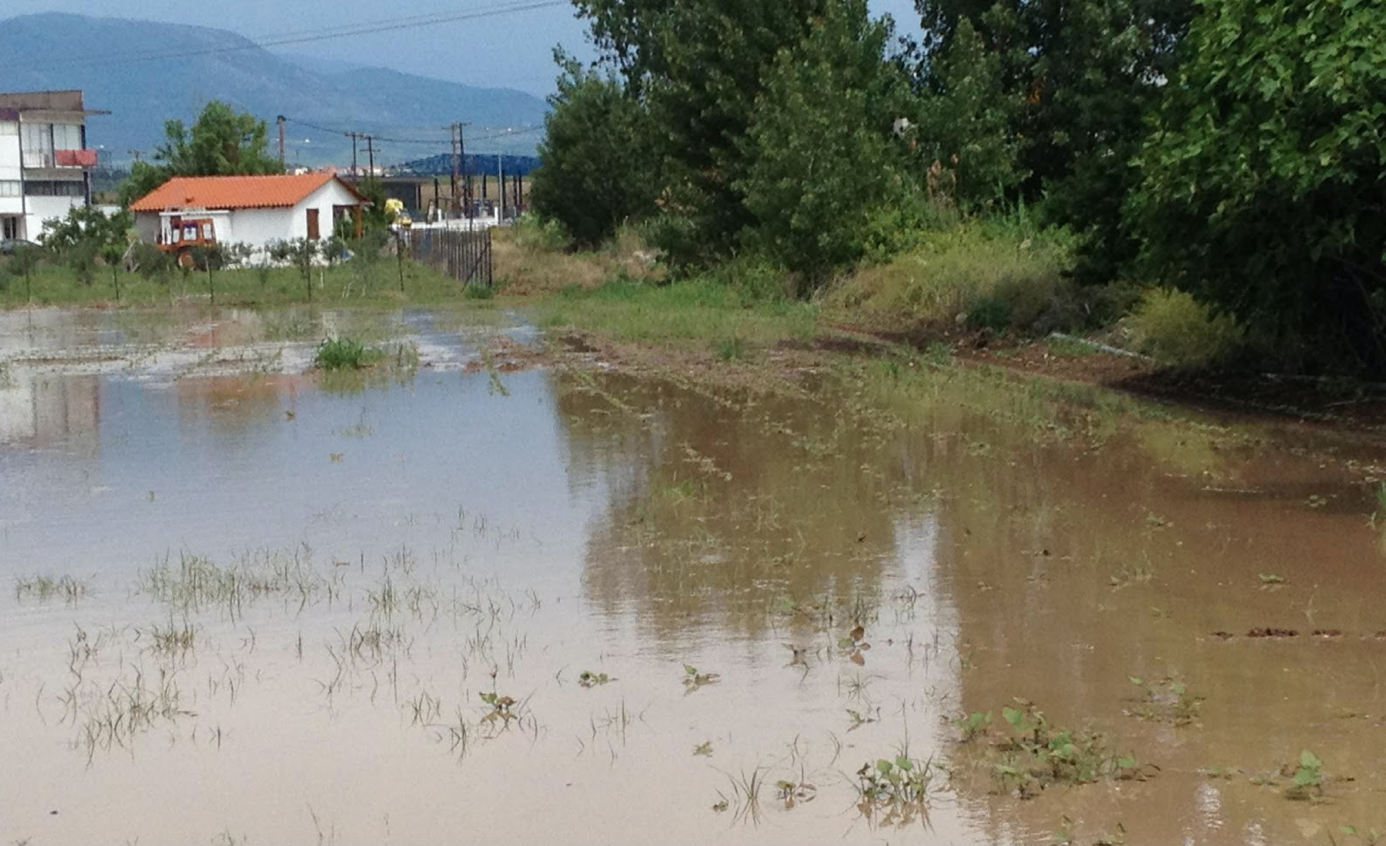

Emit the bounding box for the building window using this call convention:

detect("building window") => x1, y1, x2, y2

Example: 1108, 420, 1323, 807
0, 181, 19, 197
52, 123, 81, 150
0, 122, 17, 137
21, 123, 52, 168
24, 180, 84, 197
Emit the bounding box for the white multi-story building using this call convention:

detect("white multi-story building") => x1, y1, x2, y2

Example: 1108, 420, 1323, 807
0, 90, 103, 242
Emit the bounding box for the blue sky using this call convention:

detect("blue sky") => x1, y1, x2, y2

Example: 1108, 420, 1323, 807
17, 0, 924, 96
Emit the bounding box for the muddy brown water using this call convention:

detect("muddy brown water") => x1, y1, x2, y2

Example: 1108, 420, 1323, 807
1, 308, 1384, 846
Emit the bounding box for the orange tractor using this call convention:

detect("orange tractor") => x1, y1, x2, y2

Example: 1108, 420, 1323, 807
159, 216, 218, 267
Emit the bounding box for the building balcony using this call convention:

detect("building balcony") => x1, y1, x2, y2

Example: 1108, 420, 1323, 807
22, 149, 97, 170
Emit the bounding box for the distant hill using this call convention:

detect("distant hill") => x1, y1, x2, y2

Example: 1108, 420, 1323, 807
0, 13, 548, 167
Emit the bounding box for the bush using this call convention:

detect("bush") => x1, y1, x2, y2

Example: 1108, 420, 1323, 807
129, 242, 174, 280
510, 214, 569, 252
1122, 288, 1245, 368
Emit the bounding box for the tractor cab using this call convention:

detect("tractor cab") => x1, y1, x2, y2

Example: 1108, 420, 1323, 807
159, 214, 219, 266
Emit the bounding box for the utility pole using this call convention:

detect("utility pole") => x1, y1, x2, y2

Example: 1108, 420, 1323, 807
450, 123, 461, 217
128, 149, 144, 163
349, 132, 359, 181
276, 115, 286, 167
364, 135, 375, 178
498, 154, 505, 223
459, 124, 469, 218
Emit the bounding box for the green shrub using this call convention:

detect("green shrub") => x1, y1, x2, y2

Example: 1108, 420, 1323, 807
463, 283, 495, 300
1123, 288, 1245, 368
510, 214, 570, 252
129, 243, 173, 280
315, 337, 384, 371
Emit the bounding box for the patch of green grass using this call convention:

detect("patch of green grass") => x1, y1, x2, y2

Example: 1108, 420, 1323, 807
537, 278, 818, 348
315, 337, 386, 371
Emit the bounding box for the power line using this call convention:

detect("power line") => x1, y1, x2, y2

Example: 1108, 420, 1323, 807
281, 116, 543, 148
0, 1, 567, 73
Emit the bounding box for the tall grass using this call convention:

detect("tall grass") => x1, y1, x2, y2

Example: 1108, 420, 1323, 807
826, 221, 1076, 331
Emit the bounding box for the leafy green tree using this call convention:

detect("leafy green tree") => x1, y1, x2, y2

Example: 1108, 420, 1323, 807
530, 55, 657, 247
119, 101, 282, 204
575, 0, 836, 267
736, 0, 916, 289
911, 0, 1195, 276
1127, 0, 1386, 375
910, 17, 1022, 209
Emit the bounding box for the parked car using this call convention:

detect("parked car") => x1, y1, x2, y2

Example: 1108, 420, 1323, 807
0, 239, 40, 255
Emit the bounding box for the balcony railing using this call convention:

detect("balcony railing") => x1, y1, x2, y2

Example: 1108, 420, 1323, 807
22, 149, 98, 169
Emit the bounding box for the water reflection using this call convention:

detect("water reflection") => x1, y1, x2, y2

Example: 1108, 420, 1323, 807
1, 308, 1383, 846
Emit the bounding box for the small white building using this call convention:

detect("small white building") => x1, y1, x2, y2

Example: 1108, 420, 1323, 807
0, 90, 103, 242
129, 173, 367, 258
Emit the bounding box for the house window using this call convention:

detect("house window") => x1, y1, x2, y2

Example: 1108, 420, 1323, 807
2, 217, 19, 240
23, 180, 84, 197
0, 181, 19, 197
0, 122, 17, 137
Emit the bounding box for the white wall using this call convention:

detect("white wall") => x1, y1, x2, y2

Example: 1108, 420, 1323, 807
0, 120, 22, 228
223, 207, 297, 252
27, 195, 84, 242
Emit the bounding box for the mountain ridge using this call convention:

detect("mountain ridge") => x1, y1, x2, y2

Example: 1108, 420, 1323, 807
0, 13, 548, 166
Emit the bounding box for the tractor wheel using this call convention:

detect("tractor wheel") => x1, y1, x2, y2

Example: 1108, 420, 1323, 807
177, 250, 194, 269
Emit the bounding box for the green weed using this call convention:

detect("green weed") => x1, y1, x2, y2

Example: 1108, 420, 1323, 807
855, 753, 934, 826
682, 663, 720, 693
315, 337, 385, 371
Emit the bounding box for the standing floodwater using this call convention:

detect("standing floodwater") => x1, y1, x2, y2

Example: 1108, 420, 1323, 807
2, 308, 1383, 845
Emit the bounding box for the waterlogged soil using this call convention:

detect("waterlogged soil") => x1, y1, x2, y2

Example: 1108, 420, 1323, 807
2, 308, 1385, 846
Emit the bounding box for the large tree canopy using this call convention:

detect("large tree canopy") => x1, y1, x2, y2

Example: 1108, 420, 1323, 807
119, 101, 282, 205
1127, 0, 1386, 375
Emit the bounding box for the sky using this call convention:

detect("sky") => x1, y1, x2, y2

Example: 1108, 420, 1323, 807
13, 0, 925, 97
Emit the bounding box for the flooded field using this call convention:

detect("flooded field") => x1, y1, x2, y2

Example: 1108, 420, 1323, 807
2, 307, 1384, 846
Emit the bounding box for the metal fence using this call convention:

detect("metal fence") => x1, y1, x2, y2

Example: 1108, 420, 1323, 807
405, 227, 492, 287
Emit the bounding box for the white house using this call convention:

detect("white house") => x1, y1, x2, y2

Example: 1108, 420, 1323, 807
130, 172, 367, 259
0, 90, 103, 242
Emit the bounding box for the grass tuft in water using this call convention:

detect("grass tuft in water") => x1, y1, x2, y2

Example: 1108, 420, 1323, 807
316, 337, 386, 371
15, 574, 88, 603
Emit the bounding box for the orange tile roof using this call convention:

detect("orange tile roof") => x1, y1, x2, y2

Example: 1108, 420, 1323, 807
129, 173, 366, 212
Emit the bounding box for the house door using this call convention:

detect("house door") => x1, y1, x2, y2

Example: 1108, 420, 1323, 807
306, 208, 320, 241
1, 216, 19, 240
